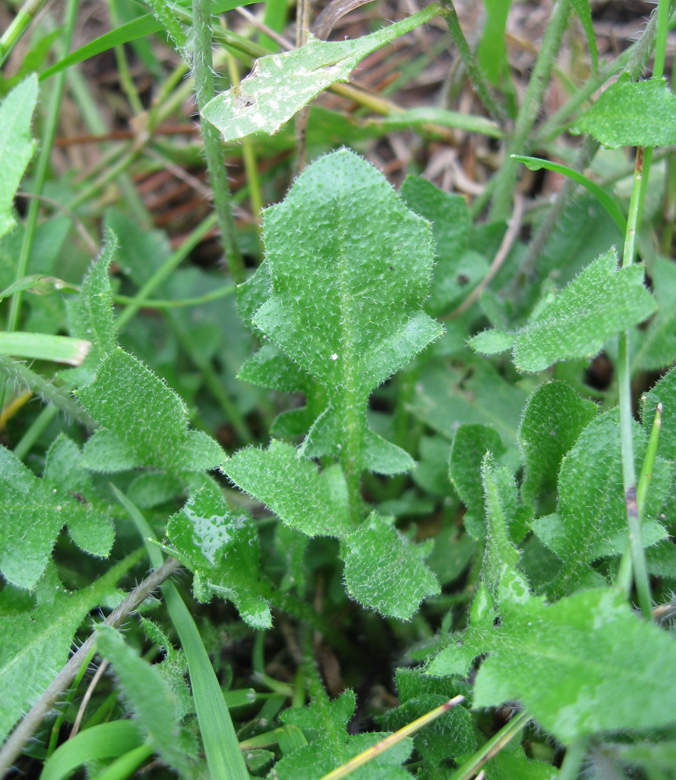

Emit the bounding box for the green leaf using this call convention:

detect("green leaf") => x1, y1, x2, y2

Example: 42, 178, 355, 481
77, 350, 225, 473
569, 0, 598, 71
242, 149, 442, 481
477, 0, 512, 86
484, 746, 559, 780
411, 362, 528, 461
0, 563, 120, 742
518, 381, 597, 506
222, 440, 351, 538
96, 625, 196, 775
0, 75, 38, 240
430, 568, 676, 743
412, 435, 453, 498
531, 410, 671, 597
632, 257, 676, 372
140, 0, 188, 54
399, 176, 484, 316
0, 436, 114, 590
0, 274, 78, 301
343, 512, 439, 620
0, 331, 90, 365
202, 5, 440, 142
449, 424, 507, 540
66, 232, 118, 384
481, 453, 521, 596
470, 249, 657, 372
165, 482, 271, 628
40, 721, 143, 780
643, 365, 676, 461
379, 668, 475, 766
574, 74, 676, 148
511, 155, 624, 232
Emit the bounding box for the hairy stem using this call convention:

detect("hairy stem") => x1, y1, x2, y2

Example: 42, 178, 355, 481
192, 0, 245, 282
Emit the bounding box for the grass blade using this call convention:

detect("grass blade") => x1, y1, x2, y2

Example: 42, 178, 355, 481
0, 332, 90, 365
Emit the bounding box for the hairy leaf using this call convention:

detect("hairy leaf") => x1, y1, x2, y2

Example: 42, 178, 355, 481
531, 410, 671, 597
165, 483, 271, 628
429, 569, 676, 743
0, 75, 38, 240
202, 6, 440, 142
450, 423, 506, 540
632, 257, 676, 372
343, 512, 439, 620
470, 250, 657, 372
0, 436, 114, 590
97, 625, 196, 774
77, 350, 225, 473
223, 440, 351, 537
574, 74, 676, 148
518, 381, 597, 506
643, 365, 676, 461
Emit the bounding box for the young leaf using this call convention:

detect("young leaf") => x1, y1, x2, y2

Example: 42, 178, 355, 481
632, 257, 676, 372
97, 625, 196, 775
242, 149, 442, 485
574, 74, 676, 149
481, 453, 521, 596
0, 564, 119, 742
343, 512, 439, 620
65, 232, 118, 385
0, 75, 38, 240
77, 350, 225, 473
470, 249, 657, 372
642, 365, 676, 461
429, 568, 676, 743
518, 380, 597, 506
531, 410, 671, 597
449, 423, 506, 540
201, 5, 440, 142
0, 436, 114, 590
223, 440, 352, 538
164, 482, 272, 629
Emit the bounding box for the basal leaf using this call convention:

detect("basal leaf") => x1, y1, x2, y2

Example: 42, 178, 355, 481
470, 250, 657, 372
249, 149, 442, 481
97, 625, 196, 775
531, 410, 671, 597
430, 569, 676, 743
449, 424, 506, 540
202, 5, 440, 142
0, 436, 114, 590
165, 482, 271, 629
77, 350, 225, 473
632, 257, 676, 372
643, 365, 676, 461
0, 564, 118, 742
574, 75, 676, 149
518, 381, 597, 506
0, 75, 38, 240
343, 512, 439, 620
222, 439, 351, 538
481, 453, 521, 596
399, 176, 485, 316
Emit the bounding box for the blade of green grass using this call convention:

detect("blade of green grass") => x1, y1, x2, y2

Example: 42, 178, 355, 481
0, 332, 90, 365
89, 743, 154, 780
40, 721, 143, 780
40, 0, 258, 81
511, 154, 627, 233
111, 487, 250, 780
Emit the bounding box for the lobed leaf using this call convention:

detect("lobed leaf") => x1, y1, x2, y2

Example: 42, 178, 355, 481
165, 483, 272, 628
574, 75, 676, 149
470, 249, 657, 372
77, 350, 225, 473
430, 568, 676, 743
0, 435, 114, 590
0, 75, 38, 240
343, 512, 439, 620
202, 5, 440, 142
